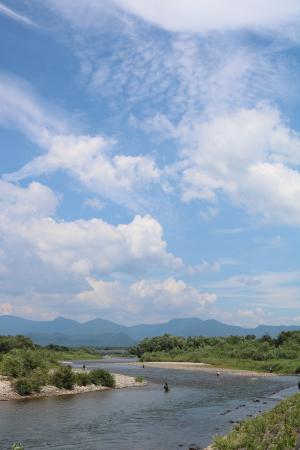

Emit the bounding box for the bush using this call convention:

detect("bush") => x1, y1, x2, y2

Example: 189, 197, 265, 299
75, 371, 91, 386
1, 348, 57, 378
30, 367, 49, 392
88, 369, 115, 387
13, 377, 34, 396
51, 365, 75, 390
135, 376, 144, 383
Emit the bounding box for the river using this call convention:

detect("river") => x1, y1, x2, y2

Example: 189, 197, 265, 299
0, 358, 297, 450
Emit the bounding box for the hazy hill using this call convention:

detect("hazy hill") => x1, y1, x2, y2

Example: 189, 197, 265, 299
0, 315, 299, 347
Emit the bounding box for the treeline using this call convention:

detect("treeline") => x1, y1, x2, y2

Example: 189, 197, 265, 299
0, 335, 100, 356
0, 335, 114, 396
131, 331, 300, 373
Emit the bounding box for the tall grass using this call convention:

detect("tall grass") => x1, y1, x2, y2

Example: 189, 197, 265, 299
213, 393, 300, 450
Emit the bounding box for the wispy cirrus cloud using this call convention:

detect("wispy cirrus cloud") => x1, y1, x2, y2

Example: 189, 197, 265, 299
0, 2, 35, 27
45, 0, 300, 35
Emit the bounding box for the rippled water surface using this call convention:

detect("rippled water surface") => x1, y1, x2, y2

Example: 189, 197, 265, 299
0, 359, 297, 450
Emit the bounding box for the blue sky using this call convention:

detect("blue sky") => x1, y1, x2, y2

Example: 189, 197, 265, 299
0, 0, 300, 326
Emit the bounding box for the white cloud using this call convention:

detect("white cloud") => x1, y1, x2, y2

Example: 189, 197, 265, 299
0, 180, 182, 278
6, 133, 160, 208
0, 179, 58, 220
179, 105, 300, 224
45, 0, 300, 34
78, 276, 216, 323
187, 260, 221, 274
0, 74, 160, 208
114, 0, 300, 33
0, 3, 35, 27
205, 270, 300, 314
0, 180, 187, 319
83, 197, 105, 211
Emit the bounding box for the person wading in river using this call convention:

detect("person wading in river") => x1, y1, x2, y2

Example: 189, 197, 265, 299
164, 382, 169, 392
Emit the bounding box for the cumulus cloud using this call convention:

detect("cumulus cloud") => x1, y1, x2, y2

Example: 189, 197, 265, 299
0, 180, 182, 278
179, 105, 300, 224
0, 74, 160, 209
0, 179, 191, 320
78, 276, 216, 323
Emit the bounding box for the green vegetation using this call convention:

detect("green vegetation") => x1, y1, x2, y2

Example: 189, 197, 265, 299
0, 335, 114, 396
45, 344, 102, 361
75, 371, 91, 386
1, 348, 57, 378
88, 368, 115, 387
135, 376, 144, 383
51, 365, 76, 390
133, 332, 300, 374
213, 393, 300, 450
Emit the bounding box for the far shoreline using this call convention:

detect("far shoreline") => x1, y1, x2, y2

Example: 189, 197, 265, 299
131, 361, 277, 377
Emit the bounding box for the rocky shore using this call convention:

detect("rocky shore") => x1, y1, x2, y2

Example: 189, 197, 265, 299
0, 373, 146, 401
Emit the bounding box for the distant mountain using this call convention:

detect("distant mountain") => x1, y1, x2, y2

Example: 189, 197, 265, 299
30, 332, 136, 348
0, 315, 299, 347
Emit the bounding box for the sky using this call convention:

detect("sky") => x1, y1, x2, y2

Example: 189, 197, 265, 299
0, 1, 300, 326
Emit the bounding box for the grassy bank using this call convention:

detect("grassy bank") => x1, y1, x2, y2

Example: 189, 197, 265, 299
134, 332, 300, 374
53, 349, 102, 361
142, 351, 300, 374
212, 393, 300, 450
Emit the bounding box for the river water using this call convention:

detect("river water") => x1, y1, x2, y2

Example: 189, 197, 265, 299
0, 359, 298, 450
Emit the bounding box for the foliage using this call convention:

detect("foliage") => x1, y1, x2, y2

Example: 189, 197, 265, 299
135, 332, 300, 374
75, 371, 91, 386
135, 376, 144, 383
213, 393, 300, 450
13, 377, 35, 396
0, 335, 35, 353
51, 365, 75, 390
1, 348, 57, 378
88, 369, 115, 387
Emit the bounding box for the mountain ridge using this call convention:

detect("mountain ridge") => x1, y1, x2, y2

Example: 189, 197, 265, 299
0, 315, 299, 347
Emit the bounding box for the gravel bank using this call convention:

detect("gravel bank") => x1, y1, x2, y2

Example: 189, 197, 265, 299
0, 373, 146, 401
132, 361, 275, 376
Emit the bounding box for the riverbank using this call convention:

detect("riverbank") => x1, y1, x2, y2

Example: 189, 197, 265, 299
0, 373, 145, 401
132, 361, 275, 377
206, 392, 300, 449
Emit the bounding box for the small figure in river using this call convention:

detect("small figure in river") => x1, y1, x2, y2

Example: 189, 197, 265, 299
216, 371, 220, 377
269, 366, 273, 373
142, 364, 145, 368
164, 382, 169, 392
83, 364, 86, 371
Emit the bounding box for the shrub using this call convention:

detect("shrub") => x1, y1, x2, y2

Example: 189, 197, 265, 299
88, 369, 115, 387
1, 348, 57, 378
75, 371, 91, 386
13, 377, 34, 396
30, 367, 49, 392
51, 365, 75, 390
135, 376, 144, 383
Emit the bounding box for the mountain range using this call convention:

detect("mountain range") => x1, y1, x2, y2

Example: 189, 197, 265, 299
0, 315, 299, 347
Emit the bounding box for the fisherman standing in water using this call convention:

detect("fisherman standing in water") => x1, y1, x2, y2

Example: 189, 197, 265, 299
164, 382, 169, 392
